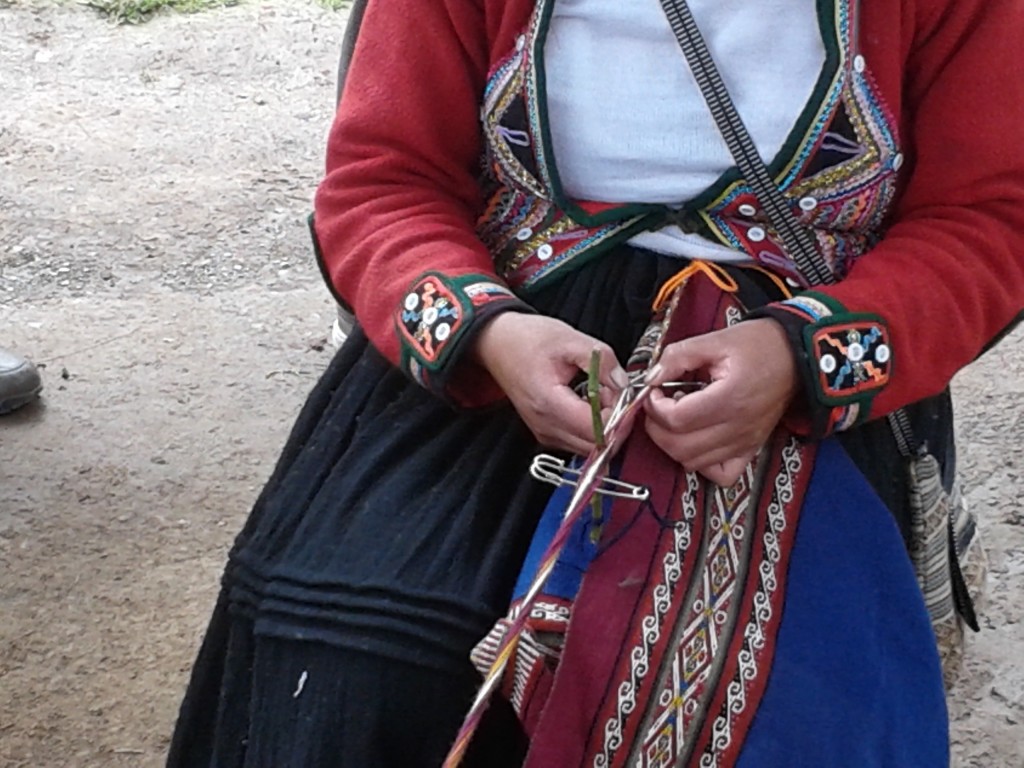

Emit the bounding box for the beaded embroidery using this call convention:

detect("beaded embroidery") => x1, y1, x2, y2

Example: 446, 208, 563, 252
475, 0, 901, 293
768, 291, 891, 430
697, 2, 901, 281
395, 273, 523, 390
476, 1, 659, 294
399, 275, 464, 366
808, 320, 891, 404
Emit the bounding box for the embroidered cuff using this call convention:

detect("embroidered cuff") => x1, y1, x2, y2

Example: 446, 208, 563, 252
748, 292, 892, 437
396, 272, 533, 399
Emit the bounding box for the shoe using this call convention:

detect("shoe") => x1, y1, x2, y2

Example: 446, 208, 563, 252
0, 346, 43, 414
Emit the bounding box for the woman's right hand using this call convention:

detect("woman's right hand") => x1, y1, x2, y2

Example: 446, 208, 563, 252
471, 312, 629, 455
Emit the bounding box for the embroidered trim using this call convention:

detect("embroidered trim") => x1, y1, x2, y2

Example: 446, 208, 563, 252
476, 0, 902, 291
398, 275, 464, 365
776, 291, 891, 408
479, 187, 656, 293
395, 272, 521, 389
806, 319, 891, 405
692, 438, 806, 766
749, 291, 891, 435
478, 29, 658, 294
700, 31, 901, 281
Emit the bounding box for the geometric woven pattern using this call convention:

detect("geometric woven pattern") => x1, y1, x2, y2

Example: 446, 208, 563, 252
591, 436, 808, 768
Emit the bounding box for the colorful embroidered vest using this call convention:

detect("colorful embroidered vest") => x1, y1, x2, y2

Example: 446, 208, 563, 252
475, 0, 902, 294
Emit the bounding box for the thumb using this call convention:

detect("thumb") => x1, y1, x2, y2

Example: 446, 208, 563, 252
563, 336, 629, 391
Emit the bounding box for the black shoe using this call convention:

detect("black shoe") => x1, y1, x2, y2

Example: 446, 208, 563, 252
0, 346, 43, 414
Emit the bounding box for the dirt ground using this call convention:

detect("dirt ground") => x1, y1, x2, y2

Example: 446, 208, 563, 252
0, 2, 1022, 766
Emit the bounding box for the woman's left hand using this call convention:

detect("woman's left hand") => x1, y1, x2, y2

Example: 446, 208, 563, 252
643, 319, 799, 486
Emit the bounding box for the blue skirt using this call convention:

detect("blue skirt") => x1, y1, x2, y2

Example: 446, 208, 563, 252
740, 438, 948, 766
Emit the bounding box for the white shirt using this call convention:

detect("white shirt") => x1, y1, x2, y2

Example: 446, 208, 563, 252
544, 0, 826, 259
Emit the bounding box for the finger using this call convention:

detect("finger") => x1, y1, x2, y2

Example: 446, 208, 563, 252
643, 387, 685, 432
596, 348, 630, 392
643, 384, 732, 435
661, 386, 726, 434
695, 463, 731, 487
683, 441, 760, 472
648, 333, 723, 384
599, 385, 618, 410
563, 337, 628, 392
531, 413, 595, 455
540, 387, 601, 450
646, 379, 748, 436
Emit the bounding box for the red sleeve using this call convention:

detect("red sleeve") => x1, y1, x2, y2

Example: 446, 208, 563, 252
313, 0, 531, 406
816, 0, 1024, 417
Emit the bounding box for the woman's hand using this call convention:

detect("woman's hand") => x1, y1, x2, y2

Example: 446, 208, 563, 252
472, 313, 629, 455
643, 319, 798, 486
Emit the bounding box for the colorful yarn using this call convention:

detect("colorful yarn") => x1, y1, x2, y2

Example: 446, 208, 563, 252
441, 384, 653, 767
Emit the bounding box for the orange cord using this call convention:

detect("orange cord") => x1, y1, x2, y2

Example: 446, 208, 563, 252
652, 260, 740, 311
652, 260, 797, 312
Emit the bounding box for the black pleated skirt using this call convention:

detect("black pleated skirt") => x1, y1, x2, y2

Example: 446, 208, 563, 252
167, 247, 954, 768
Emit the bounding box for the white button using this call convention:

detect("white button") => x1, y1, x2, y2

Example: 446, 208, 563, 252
875, 344, 891, 364
516, 34, 526, 51
785, 277, 802, 288
404, 293, 419, 311
516, 227, 533, 241
799, 196, 818, 212
819, 354, 837, 374
738, 204, 757, 217
747, 226, 766, 243
435, 322, 451, 341
853, 55, 866, 73
847, 342, 865, 363
422, 307, 439, 325
537, 244, 554, 261
892, 153, 904, 171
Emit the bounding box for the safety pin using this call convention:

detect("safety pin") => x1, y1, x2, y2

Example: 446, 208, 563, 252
529, 454, 650, 502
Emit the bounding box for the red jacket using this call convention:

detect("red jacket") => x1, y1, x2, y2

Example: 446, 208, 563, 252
314, 0, 1024, 430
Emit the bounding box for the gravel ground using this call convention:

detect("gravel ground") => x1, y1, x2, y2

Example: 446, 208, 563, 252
1, 2, 1022, 766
